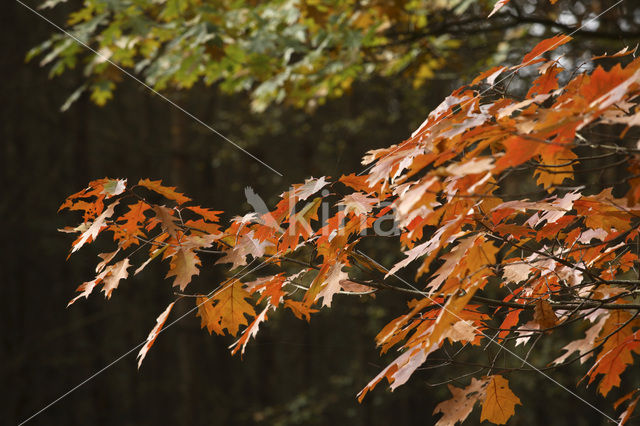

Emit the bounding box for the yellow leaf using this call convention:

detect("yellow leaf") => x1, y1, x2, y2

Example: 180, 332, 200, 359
480, 375, 521, 424
196, 280, 256, 336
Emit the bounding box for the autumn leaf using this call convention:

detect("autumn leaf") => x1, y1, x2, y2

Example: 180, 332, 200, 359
230, 305, 270, 356
114, 201, 150, 248
434, 378, 488, 426
186, 206, 222, 222
339, 173, 376, 193
527, 63, 561, 97
166, 249, 200, 290
493, 136, 538, 172
586, 330, 640, 397
552, 314, 608, 365
252, 274, 287, 306
57, 28, 640, 425
95, 249, 120, 274
67, 273, 106, 307
102, 178, 127, 198
135, 245, 168, 275
316, 261, 349, 307
59, 178, 124, 213
339, 279, 375, 294
284, 299, 317, 321
488, 0, 510, 18
196, 296, 223, 335
150, 205, 181, 239
618, 394, 640, 426
592, 46, 637, 60
216, 231, 274, 269
480, 375, 521, 424
281, 196, 323, 251
137, 178, 191, 204
101, 258, 131, 298
214, 280, 256, 335
533, 299, 558, 330
290, 176, 329, 201
71, 200, 119, 253
502, 262, 532, 284
521, 35, 572, 65
137, 302, 175, 368
472, 65, 505, 86
338, 193, 378, 216
196, 280, 256, 336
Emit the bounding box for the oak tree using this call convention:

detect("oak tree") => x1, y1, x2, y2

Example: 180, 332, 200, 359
58, 26, 640, 424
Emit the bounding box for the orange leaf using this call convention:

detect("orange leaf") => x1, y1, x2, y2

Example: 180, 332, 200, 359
196, 296, 223, 335
284, 299, 317, 321
586, 330, 640, 397
114, 201, 150, 248
527, 63, 561, 97
339, 173, 377, 193
521, 35, 572, 65
137, 178, 191, 204
480, 375, 521, 424
618, 395, 640, 426
196, 280, 256, 336
186, 206, 222, 222
472, 65, 505, 85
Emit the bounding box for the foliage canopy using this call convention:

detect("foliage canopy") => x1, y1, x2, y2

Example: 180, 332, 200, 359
32, 0, 628, 112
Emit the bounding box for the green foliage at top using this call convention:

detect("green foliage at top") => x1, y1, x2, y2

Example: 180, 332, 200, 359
29, 0, 496, 111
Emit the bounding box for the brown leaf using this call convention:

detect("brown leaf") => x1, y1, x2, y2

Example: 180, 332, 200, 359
339, 280, 375, 294
101, 258, 131, 298
166, 249, 200, 290
151, 205, 181, 239
316, 262, 349, 307
533, 299, 558, 330
434, 378, 488, 426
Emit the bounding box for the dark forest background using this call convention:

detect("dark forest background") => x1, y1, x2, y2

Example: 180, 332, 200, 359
3, 1, 640, 425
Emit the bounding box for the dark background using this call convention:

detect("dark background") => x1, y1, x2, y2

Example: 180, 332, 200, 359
3, 1, 640, 425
